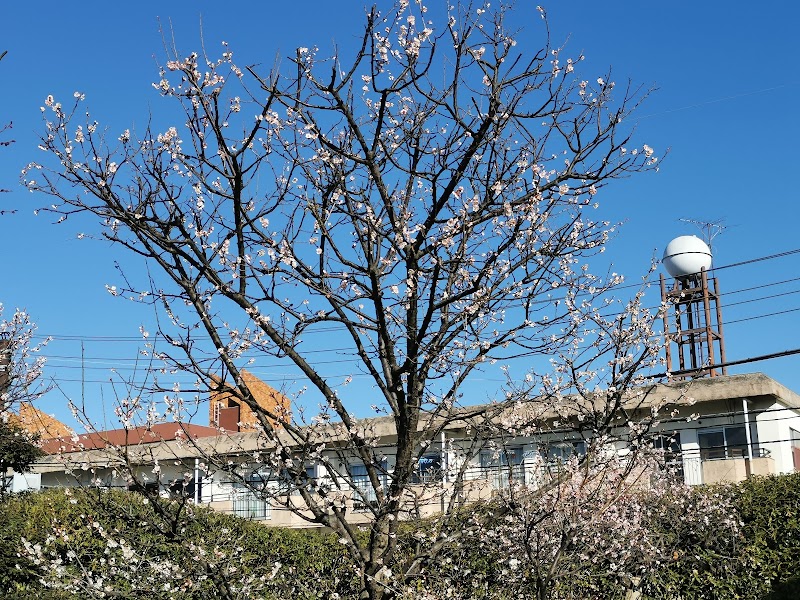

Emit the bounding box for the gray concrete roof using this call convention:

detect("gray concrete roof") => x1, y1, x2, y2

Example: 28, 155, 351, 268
643, 372, 800, 409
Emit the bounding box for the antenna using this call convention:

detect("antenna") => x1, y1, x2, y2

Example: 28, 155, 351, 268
678, 218, 727, 252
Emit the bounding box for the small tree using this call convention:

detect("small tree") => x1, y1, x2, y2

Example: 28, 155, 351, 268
0, 308, 48, 495
0, 309, 49, 412
401, 464, 743, 600
27, 3, 668, 598
0, 423, 42, 495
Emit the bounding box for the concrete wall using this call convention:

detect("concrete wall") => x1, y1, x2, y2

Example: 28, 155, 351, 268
757, 402, 800, 474
10, 471, 41, 492
702, 456, 775, 484
651, 396, 781, 485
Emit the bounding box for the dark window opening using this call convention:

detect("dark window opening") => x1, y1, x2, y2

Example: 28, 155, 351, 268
699, 426, 748, 460
412, 454, 443, 484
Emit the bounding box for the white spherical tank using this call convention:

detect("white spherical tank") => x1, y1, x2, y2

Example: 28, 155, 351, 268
662, 235, 712, 278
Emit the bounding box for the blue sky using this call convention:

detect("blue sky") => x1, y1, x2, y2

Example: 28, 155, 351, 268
1, 1, 799, 431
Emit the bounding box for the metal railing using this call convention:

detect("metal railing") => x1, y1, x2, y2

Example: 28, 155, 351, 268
232, 489, 271, 520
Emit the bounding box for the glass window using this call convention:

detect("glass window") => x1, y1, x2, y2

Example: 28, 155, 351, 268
413, 454, 443, 484
479, 447, 524, 488
274, 465, 317, 495
350, 460, 387, 510
232, 474, 271, 520
653, 432, 684, 480
653, 432, 682, 455
791, 429, 800, 472
698, 430, 726, 460
168, 478, 197, 499
699, 426, 747, 460
480, 447, 523, 468
541, 441, 586, 464
725, 426, 748, 458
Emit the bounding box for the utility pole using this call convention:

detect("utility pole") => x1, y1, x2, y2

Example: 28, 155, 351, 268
0, 333, 11, 494
0, 332, 11, 402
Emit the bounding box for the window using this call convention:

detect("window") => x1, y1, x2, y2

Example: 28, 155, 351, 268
540, 441, 586, 464
412, 454, 443, 484
232, 474, 271, 520
278, 465, 317, 495
168, 477, 199, 500
480, 446, 523, 468
698, 426, 748, 460
128, 480, 159, 494
212, 401, 222, 427
790, 428, 800, 472
350, 460, 387, 510
480, 446, 524, 488
653, 432, 683, 480
305, 464, 317, 481
653, 432, 682, 454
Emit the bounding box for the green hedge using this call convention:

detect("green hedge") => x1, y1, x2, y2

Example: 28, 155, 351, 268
394, 474, 800, 599
638, 473, 800, 600
0, 488, 358, 599
3, 473, 800, 599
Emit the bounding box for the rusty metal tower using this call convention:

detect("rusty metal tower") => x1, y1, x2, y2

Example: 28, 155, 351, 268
660, 236, 727, 379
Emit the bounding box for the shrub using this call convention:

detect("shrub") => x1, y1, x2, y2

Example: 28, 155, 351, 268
4, 473, 800, 599
0, 487, 357, 599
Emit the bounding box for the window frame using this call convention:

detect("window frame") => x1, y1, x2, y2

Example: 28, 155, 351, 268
232, 472, 272, 520
349, 459, 388, 510
698, 425, 748, 460
539, 440, 587, 465
479, 446, 525, 488
412, 453, 444, 484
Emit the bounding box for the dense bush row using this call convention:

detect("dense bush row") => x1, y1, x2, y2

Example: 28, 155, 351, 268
2, 473, 799, 599
0, 488, 360, 599
632, 473, 800, 599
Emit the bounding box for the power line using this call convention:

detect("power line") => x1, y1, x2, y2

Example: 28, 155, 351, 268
651, 347, 800, 380
593, 285, 800, 321
723, 275, 800, 297
724, 306, 800, 326
32, 301, 800, 373
17, 247, 800, 387
26, 246, 800, 344
712, 248, 800, 272
720, 288, 800, 309
37, 349, 800, 392
31, 301, 800, 378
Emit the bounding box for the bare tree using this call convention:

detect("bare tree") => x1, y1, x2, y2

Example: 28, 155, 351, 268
26, 3, 667, 598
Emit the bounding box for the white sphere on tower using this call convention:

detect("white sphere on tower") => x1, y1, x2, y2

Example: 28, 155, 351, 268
662, 235, 712, 278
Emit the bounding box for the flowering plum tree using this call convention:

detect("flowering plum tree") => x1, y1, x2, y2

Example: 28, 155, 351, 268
399, 462, 742, 600
0, 307, 48, 412
25, 2, 670, 598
